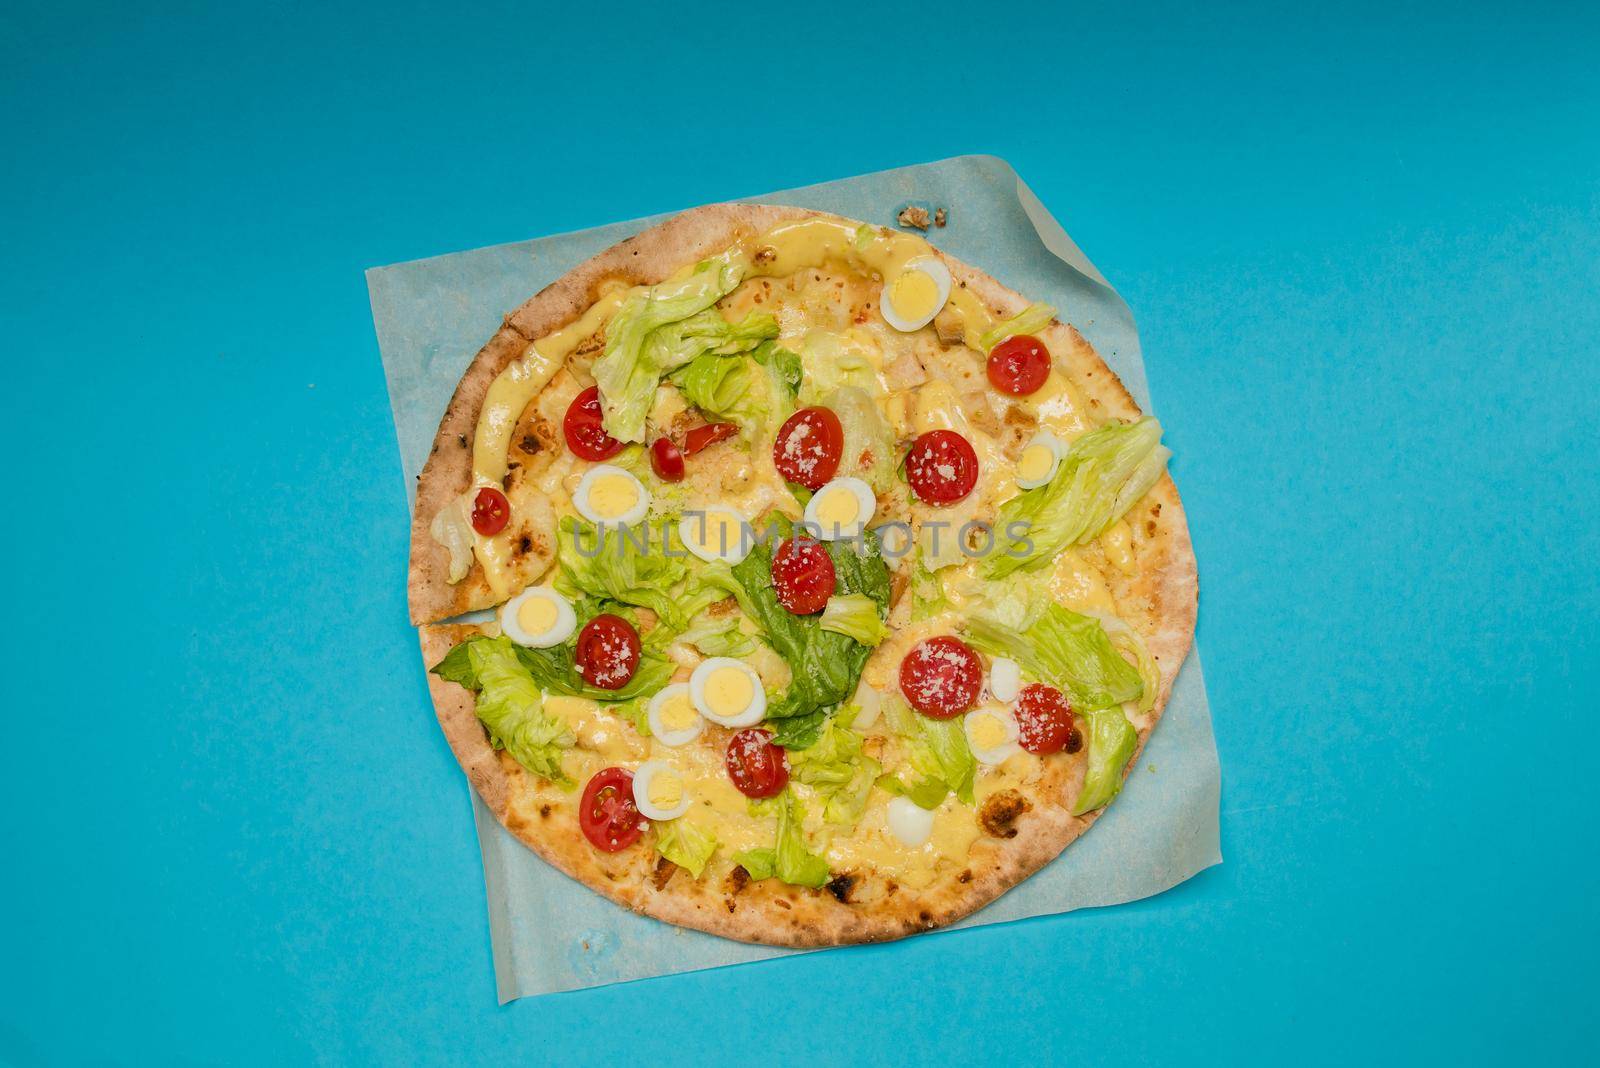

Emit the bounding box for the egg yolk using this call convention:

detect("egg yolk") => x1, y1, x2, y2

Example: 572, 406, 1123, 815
693, 510, 744, 555
648, 770, 684, 808
516, 595, 558, 635
969, 712, 1009, 750
589, 473, 639, 518
816, 486, 861, 526
1018, 442, 1057, 483
706, 666, 754, 718
888, 269, 940, 322
659, 693, 698, 732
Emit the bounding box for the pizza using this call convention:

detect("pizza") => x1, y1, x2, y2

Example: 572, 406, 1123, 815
410, 203, 1197, 946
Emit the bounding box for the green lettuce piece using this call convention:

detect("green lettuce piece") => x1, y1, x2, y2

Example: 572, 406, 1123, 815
556, 517, 690, 632
825, 384, 897, 494
879, 698, 976, 808
1088, 612, 1161, 714
722, 517, 891, 748
592, 259, 755, 441
964, 603, 1144, 711
789, 713, 879, 825
977, 301, 1056, 352
1074, 707, 1138, 814
797, 331, 880, 404
910, 564, 950, 621
734, 791, 829, 888
673, 614, 754, 657
654, 818, 719, 878
988, 418, 1170, 578
819, 593, 889, 647
432, 636, 575, 787
669, 338, 796, 441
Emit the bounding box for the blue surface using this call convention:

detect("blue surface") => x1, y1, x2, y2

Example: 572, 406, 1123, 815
3, 1, 1596, 1063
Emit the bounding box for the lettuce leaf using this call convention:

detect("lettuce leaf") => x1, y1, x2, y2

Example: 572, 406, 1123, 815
825, 384, 897, 495
1073, 707, 1138, 814
432, 636, 576, 787
819, 593, 889, 647
878, 698, 976, 809
723, 517, 892, 748
734, 791, 830, 888
789, 713, 879, 825
673, 613, 755, 657
964, 603, 1144, 711
654, 818, 719, 879
556, 517, 690, 632
1086, 611, 1161, 714
977, 301, 1056, 352
987, 418, 1170, 578
592, 259, 757, 441
668, 339, 796, 441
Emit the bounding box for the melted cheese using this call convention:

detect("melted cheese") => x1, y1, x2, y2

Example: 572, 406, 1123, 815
1101, 519, 1136, 574
1048, 549, 1118, 614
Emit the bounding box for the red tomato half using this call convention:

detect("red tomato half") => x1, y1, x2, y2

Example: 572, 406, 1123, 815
684, 421, 738, 455
574, 613, 641, 690
773, 407, 844, 490
771, 536, 836, 615
470, 486, 510, 536
986, 335, 1052, 396
1013, 683, 1076, 754
579, 767, 647, 852
899, 636, 983, 718
650, 436, 685, 482
725, 728, 790, 799
563, 385, 626, 462
905, 429, 979, 506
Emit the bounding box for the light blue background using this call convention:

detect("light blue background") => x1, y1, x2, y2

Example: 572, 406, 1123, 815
3, 1, 1595, 1064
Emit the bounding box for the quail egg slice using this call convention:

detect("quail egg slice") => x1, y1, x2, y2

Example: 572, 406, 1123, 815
964, 705, 1021, 766
689, 657, 766, 727
886, 796, 936, 847
574, 464, 650, 526
802, 476, 876, 541
646, 683, 704, 748
632, 760, 693, 821
499, 587, 578, 648
988, 657, 1023, 703
880, 256, 953, 332
1015, 430, 1070, 490
678, 506, 752, 564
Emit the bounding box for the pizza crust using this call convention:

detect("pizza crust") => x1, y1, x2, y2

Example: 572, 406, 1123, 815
410, 205, 1199, 946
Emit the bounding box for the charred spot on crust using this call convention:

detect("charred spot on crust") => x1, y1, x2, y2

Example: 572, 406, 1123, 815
753, 245, 777, 265
884, 880, 899, 896
774, 897, 792, 910
539, 804, 551, 819
917, 909, 933, 925
979, 789, 1032, 839
727, 866, 750, 895
457, 433, 469, 448
957, 869, 973, 884
826, 874, 857, 904
651, 856, 678, 891
517, 534, 533, 555
518, 432, 543, 455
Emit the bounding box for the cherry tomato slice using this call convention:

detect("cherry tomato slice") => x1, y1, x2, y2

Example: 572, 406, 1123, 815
899, 636, 983, 718
905, 429, 979, 506
773, 407, 844, 490
986, 335, 1052, 397
770, 536, 836, 615
650, 436, 685, 482
725, 728, 790, 799
1013, 683, 1077, 754
574, 613, 641, 690
563, 385, 626, 462
579, 767, 647, 852
470, 486, 511, 536
684, 421, 738, 455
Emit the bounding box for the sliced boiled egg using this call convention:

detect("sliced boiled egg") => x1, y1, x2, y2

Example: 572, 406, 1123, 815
632, 760, 693, 820
1015, 430, 1069, 490
646, 683, 704, 747
880, 256, 953, 333
802, 476, 876, 540
499, 587, 577, 648
886, 796, 935, 847
689, 657, 766, 727
988, 657, 1022, 703
964, 705, 1021, 766
574, 464, 649, 526
678, 506, 751, 564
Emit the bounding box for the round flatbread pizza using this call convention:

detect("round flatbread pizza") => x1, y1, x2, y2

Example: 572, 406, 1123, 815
410, 204, 1197, 946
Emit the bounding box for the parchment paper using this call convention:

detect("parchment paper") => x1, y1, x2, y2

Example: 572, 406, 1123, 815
367, 155, 1222, 1003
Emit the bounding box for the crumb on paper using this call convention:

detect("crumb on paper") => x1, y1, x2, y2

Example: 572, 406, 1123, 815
897, 205, 930, 231
934, 207, 947, 228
